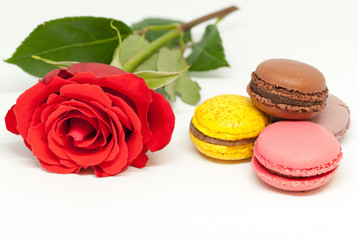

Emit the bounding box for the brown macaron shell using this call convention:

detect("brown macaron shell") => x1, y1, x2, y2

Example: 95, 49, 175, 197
247, 59, 328, 120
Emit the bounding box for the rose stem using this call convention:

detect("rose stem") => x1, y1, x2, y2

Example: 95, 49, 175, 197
122, 5, 239, 72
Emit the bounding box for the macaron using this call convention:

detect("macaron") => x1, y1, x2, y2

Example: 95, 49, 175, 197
309, 94, 350, 140
189, 95, 271, 160
251, 121, 343, 192
247, 58, 328, 119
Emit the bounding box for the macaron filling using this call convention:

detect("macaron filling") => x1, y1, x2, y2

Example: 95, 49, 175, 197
249, 73, 328, 110
249, 80, 327, 107
190, 121, 256, 146
254, 150, 342, 179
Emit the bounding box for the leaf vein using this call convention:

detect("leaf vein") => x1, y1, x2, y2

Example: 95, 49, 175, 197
192, 44, 224, 63
11, 36, 118, 61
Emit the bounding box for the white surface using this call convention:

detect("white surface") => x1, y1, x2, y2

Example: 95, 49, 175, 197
1, 0, 357, 239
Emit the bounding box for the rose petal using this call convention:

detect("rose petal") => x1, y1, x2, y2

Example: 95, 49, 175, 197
145, 90, 175, 152
27, 123, 61, 166
48, 130, 68, 159
67, 62, 127, 78
130, 147, 149, 168
64, 141, 116, 166
60, 100, 112, 139
45, 105, 104, 159
60, 84, 112, 108
45, 101, 110, 140
106, 106, 132, 132
67, 118, 96, 142
95, 149, 129, 176
46, 93, 66, 105
39, 160, 80, 174
63, 113, 126, 167
45, 105, 76, 134
91, 115, 129, 174
14, 76, 75, 139
59, 158, 78, 168
94, 151, 128, 177
99, 116, 121, 163
40, 68, 75, 84
48, 114, 100, 157
70, 74, 153, 144
66, 106, 110, 150
92, 166, 108, 177
56, 114, 99, 148
107, 94, 143, 162
31, 103, 56, 129
103, 75, 153, 145
64, 117, 120, 167
5, 105, 19, 134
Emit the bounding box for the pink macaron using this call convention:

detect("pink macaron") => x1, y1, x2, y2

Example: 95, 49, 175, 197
252, 121, 343, 191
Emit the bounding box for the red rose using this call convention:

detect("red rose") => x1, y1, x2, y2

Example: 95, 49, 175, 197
5, 63, 175, 177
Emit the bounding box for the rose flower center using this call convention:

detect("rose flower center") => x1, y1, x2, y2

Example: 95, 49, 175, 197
66, 118, 96, 143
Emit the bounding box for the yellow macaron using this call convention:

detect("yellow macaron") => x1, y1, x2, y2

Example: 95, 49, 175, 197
189, 94, 271, 160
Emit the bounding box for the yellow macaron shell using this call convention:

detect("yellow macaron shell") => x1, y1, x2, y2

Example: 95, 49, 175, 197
190, 95, 270, 160
192, 95, 269, 140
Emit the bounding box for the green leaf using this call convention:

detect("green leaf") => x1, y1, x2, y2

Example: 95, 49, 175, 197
132, 53, 158, 72
119, 33, 160, 73
135, 67, 189, 90
132, 18, 191, 47
175, 69, 201, 105
186, 24, 229, 71
5, 17, 132, 77
119, 34, 150, 64
157, 48, 200, 105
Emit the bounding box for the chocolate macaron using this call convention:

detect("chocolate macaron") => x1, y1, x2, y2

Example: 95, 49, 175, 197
247, 59, 328, 119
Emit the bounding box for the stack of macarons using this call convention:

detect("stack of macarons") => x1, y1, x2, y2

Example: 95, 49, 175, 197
189, 58, 350, 192
247, 58, 351, 137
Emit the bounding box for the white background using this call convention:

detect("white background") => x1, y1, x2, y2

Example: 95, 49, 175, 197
1, 0, 357, 239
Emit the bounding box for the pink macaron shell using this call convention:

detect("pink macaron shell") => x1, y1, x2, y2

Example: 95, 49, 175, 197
251, 155, 338, 191
254, 121, 341, 177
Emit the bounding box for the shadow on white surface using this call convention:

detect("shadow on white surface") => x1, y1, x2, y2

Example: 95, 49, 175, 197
2, 141, 38, 166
